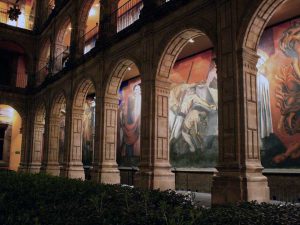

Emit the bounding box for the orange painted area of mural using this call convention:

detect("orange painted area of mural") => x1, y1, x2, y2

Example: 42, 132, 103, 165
263, 19, 300, 146
170, 50, 213, 84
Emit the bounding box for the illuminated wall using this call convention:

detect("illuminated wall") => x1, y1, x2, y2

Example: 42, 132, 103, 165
258, 18, 300, 168
117, 77, 141, 166
169, 50, 218, 168
0, 105, 22, 171
116, 50, 218, 168
0, 0, 36, 30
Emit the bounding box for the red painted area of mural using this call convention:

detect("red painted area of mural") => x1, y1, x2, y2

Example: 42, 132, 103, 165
171, 51, 213, 84
258, 18, 300, 167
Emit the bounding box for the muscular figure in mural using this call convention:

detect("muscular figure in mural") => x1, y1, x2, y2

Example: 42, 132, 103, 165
273, 21, 300, 163
170, 85, 216, 153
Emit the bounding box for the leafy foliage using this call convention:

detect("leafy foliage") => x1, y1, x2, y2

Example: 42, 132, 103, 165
0, 170, 299, 225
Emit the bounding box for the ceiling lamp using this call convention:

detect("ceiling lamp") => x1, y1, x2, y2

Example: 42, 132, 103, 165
188, 38, 195, 43
8, 0, 21, 21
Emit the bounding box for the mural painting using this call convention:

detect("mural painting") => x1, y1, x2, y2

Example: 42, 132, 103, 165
82, 96, 96, 166
258, 18, 300, 168
169, 50, 218, 168
117, 77, 141, 167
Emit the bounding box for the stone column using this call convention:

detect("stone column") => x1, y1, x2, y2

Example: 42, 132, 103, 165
19, 106, 33, 172
69, 10, 86, 62
28, 123, 44, 173
136, 78, 175, 190
44, 117, 61, 176
211, 0, 269, 205
91, 96, 120, 184
63, 108, 85, 179
98, 0, 118, 42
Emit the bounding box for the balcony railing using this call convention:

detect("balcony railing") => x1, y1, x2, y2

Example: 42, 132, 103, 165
82, 24, 99, 54
35, 46, 69, 86
51, 48, 69, 75
0, 8, 34, 30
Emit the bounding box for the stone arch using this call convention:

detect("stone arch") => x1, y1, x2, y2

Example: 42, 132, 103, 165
56, 16, 72, 46
0, 98, 25, 120
137, 28, 216, 190
45, 91, 67, 176
0, 103, 24, 171
73, 78, 96, 109
156, 28, 213, 81
38, 38, 51, 70
239, 0, 286, 51
54, 16, 72, 71
30, 101, 46, 173
78, 0, 97, 31
105, 58, 141, 97
67, 78, 96, 179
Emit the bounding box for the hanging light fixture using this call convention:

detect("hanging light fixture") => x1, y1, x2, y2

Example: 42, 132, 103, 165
8, 0, 22, 21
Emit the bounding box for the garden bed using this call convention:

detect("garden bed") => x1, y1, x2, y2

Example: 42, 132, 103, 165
0, 171, 299, 225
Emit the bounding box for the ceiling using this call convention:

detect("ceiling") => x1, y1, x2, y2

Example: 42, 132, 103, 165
177, 35, 213, 61
267, 0, 300, 27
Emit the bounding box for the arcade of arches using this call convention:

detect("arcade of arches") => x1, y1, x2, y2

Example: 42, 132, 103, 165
0, 0, 300, 205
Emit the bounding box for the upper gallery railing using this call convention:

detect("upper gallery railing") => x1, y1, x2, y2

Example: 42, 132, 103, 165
82, 24, 99, 54
116, 0, 144, 32
0, 7, 34, 30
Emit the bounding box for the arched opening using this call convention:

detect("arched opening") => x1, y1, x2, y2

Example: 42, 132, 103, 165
54, 18, 71, 72
29, 102, 46, 173
0, 40, 28, 88
117, 0, 143, 32
114, 60, 141, 185
69, 79, 96, 180
36, 39, 51, 85
154, 29, 217, 191
244, 0, 300, 202
45, 92, 66, 176
0, 0, 36, 30
83, 0, 100, 54
0, 105, 22, 171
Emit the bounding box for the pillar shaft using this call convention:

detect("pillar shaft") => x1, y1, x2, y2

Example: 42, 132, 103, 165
136, 78, 175, 190
91, 96, 120, 184
211, 0, 269, 205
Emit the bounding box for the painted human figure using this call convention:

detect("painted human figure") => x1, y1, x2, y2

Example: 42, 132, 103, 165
170, 86, 216, 152
273, 21, 300, 163
123, 83, 141, 157
256, 49, 273, 139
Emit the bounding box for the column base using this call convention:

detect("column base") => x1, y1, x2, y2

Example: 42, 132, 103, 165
45, 163, 61, 176
91, 164, 120, 184
63, 164, 85, 180
28, 163, 42, 173
135, 165, 175, 190
212, 170, 270, 205
18, 163, 28, 172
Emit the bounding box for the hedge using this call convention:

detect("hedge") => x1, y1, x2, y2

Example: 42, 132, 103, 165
0, 170, 299, 225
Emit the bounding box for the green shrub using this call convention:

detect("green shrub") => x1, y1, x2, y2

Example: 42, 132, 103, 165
0, 170, 299, 225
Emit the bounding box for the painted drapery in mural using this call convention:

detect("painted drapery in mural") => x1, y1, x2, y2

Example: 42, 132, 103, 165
169, 50, 218, 168
82, 97, 96, 166
258, 18, 300, 168
117, 78, 141, 166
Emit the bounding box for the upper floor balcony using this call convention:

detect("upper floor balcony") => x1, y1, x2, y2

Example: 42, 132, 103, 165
32, 0, 174, 87
0, 0, 35, 30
